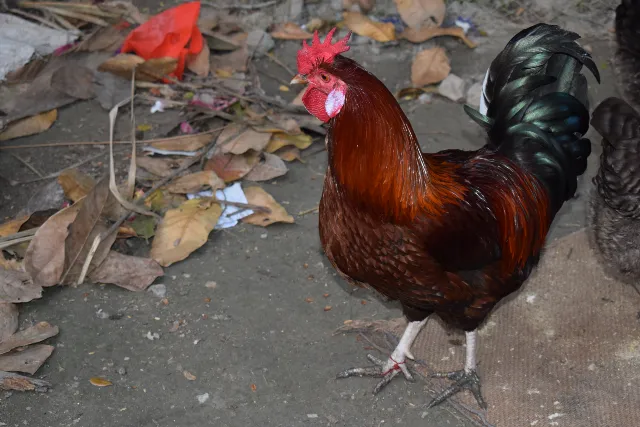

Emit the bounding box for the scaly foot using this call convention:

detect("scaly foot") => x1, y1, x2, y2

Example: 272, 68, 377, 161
427, 369, 487, 410
336, 352, 415, 394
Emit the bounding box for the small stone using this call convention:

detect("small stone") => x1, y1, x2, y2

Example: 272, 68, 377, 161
148, 284, 167, 298
145, 331, 160, 341
246, 30, 274, 57
307, 414, 318, 419
418, 93, 432, 104
117, 367, 127, 375
465, 81, 483, 109
438, 74, 466, 102
260, 233, 268, 239
196, 393, 210, 404
205, 281, 217, 289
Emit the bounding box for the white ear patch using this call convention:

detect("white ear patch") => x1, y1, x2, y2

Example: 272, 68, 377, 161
325, 88, 345, 118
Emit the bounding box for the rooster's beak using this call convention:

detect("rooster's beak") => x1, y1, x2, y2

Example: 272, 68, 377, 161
290, 74, 307, 85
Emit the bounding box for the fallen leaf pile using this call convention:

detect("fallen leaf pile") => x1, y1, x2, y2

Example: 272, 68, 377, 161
0, 2, 313, 391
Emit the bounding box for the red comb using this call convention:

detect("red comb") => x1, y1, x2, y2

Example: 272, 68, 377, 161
296, 27, 351, 75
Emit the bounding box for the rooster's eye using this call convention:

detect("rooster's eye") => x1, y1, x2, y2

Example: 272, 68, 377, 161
320, 73, 330, 82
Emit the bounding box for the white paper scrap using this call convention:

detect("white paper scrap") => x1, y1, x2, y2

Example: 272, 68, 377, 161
187, 182, 254, 229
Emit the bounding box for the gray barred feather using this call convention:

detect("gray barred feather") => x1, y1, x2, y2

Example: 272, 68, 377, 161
592, 97, 640, 218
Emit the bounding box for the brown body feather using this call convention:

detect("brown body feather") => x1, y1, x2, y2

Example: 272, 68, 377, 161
318, 56, 551, 331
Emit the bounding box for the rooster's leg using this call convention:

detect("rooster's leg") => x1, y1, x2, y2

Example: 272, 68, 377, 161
427, 330, 487, 410
336, 318, 428, 394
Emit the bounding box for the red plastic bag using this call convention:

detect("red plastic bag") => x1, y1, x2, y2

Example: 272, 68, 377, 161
120, 1, 203, 80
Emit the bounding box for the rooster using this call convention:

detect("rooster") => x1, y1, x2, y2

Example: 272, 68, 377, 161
291, 25, 598, 408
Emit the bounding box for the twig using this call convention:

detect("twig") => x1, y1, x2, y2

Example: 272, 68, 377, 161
0, 228, 37, 244
298, 206, 319, 216
257, 68, 290, 86
252, 92, 307, 113
12, 150, 111, 185
11, 153, 44, 177
0, 235, 35, 250
9, 8, 67, 31
126, 69, 137, 200
212, 199, 270, 214
77, 234, 101, 285
0, 129, 223, 150
266, 53, 295, 77
203, 0, 277, 10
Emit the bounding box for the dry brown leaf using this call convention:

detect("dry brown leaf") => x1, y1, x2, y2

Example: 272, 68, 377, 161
344, 0, 375, 13
411, 47, 450, 87
270, 22, 314, 40
24, 203, 83, 287
144, 190, 188, 214
0, 344, 54, 375
0, 322, 59, 356
88, 251, 163, 292
89, 377, 112, 387
117, 225, 137, 239
0, 268, 42, 304
198, 8, 219, 31
0, 370, 51, 392
97, 54, 178, 82
399, 26, 477, 48
275, 146, 304, 162
136, 157, 188, 178
244, 153, 288, 182
217, 125, 272, 155
165, 171, 226, 194
206, 29, 246, 51
211, 40, 249, 74
186, 45, 211, 77
241, 187, 294, 227
0, 110, 57, 141
58, 169, 96, 203
150, 198, 223, 267
61, 178, 119, 286
205, 151, 260, 182
149, 133, 213, 152
265, 133, 313, 153
183, 370, 197, 381
254, 117, 303, 135
0, 303, 18, 343
343, 12, 395, 42
74, 26, 129, 53
0, 216, 30, 238
0, 255, 22, 272
394, 0, 445, 30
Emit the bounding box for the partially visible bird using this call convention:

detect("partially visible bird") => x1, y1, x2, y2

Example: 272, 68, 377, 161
587, 0, 640, 293
291, 23, 598, 409
611, 0, 640, 110
589, 97, 640, 293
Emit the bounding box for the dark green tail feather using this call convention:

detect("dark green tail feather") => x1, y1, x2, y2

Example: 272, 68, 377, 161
466, 23, 599, 214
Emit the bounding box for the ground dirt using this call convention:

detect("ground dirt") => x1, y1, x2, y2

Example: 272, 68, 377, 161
0, 1, 623, 426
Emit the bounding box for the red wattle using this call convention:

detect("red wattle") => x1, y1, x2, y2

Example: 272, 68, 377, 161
302, 87, 330, 123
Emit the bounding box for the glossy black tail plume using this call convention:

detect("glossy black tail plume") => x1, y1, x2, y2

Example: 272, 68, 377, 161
465, 23, 600, 214
592, 97, 640, 218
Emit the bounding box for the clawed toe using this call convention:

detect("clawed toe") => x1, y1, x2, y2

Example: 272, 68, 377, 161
427, 369, 487, 410
336, 353, 415, 394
